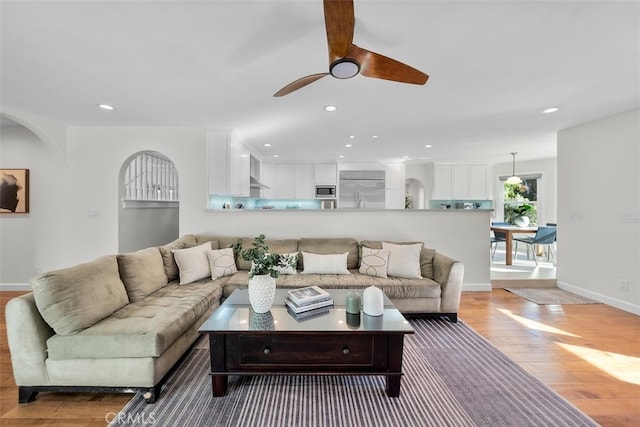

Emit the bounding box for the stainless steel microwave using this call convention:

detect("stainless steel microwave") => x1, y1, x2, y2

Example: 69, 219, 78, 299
315, 185, 336, 199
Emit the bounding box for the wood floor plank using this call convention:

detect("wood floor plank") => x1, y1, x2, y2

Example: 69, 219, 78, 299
1, 289, 639, 426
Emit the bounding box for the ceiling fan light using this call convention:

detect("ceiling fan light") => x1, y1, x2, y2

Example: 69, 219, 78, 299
330, 59, 360, 79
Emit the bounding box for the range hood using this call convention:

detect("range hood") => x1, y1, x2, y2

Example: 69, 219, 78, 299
249, 155, 270, 197
250, 176, 270, 190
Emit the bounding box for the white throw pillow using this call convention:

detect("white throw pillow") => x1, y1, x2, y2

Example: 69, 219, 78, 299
206, 247, 238, 279
274, 252, 298, 275
359, 247, 390, 278
381, 242, 423, 279
301, 252, 350, 275
172, 242, 212, 284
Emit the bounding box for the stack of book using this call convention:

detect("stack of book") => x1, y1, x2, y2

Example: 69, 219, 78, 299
285, 286, 334, 319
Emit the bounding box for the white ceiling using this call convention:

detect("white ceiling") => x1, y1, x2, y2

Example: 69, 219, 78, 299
1, 0, 638, 165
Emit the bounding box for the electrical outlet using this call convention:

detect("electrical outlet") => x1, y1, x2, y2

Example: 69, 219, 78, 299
618, 279, 630, 292
88, 208, 100, 219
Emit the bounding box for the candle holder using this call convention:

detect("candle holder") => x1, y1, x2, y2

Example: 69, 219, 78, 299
345, 291, 361, 314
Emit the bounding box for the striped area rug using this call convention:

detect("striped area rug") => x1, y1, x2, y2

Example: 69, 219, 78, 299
109, 319, 597, 427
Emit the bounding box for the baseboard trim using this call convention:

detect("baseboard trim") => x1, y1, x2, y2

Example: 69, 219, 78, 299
557, 281, 640, 315
462, 282, 492, 292
0, 283, 30, 291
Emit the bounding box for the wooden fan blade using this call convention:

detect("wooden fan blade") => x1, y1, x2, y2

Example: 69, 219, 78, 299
273, 73, 329, 97
349, 45, 429, 85
324, 0, 355, 63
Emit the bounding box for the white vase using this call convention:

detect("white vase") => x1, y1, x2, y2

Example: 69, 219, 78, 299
248, 274, 276, 313
362, 285, 384, 316
513, 215, 530, 227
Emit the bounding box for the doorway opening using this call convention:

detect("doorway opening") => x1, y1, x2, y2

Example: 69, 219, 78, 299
118, 151, 179, 253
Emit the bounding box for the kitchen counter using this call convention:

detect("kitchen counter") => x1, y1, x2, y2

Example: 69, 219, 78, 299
205, 208, 494, 212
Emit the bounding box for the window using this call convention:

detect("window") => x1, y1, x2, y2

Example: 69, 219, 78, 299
123, 152, 178, 201
499, 173, 541, 224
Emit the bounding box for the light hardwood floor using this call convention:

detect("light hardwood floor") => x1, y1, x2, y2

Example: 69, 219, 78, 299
1, 290, 638, 426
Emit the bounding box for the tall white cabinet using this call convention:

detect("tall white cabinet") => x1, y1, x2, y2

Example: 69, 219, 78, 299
207, 131, 251, 197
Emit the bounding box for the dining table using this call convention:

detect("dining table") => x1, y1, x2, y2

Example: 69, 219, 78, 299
490, 224, 538, 265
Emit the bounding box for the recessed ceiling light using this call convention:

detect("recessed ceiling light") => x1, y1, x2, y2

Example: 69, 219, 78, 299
324, 105, 337, 112
403, 156, 410, 159
345, 144, 352, 148
273, 154, 279, 158
264, 143, 271, 147
97, 103, 115, 111
424, 144, 433, 148
371, 135, 378, 139
339, 155, 345, 158
542, 107, 559, 114
348, 135, 355, 139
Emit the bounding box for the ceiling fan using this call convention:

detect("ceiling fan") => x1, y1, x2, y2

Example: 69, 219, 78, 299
273, 0, 429, 97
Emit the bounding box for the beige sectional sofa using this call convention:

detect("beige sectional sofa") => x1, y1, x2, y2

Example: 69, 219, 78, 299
5, 234, 463, 404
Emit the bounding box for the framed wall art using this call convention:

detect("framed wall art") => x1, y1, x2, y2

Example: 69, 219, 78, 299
0, 169, 29, 213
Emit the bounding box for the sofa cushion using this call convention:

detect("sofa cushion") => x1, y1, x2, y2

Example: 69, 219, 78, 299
301, 252, 350, 275
235, 238, 299, 271
382, 242, 423, 279
46, 280, 224, 360
359, 247, 390, 278
158, 234, 200, 281
223, 270, 441, 300
360, 240, 435, 280
206, 247, 238, 279
298, 238, 359, 270
172, 242, 213, 284
117, 247, 168, 302
31, 255, 129, 335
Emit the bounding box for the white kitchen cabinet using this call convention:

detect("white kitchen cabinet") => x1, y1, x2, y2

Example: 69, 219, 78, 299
385, 163, 405, 189
451, 166, 470, 199
434, 164, 489, 199
314, 163, 337, 185
468, 165, 489, 199
274, 164, 295, 199
260, 162, 275, 198
433, 165, 453, 199
294, 164, 315, 198
206, 131, 250, 197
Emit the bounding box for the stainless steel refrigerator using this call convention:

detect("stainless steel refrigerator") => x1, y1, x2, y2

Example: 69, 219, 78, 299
338, 170, 386, 209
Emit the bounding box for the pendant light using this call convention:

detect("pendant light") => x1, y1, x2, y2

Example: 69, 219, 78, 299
506, 152, 522, 184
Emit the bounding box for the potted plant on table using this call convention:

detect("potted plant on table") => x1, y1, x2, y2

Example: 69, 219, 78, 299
506, 203, 535, 227
235, 234, 280, 313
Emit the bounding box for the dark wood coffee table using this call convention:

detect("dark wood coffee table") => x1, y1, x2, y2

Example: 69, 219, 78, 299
199, 289, 414, 397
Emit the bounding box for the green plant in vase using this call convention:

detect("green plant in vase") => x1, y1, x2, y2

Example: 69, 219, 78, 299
238, 234, 281, 279
233, 234, 280, 313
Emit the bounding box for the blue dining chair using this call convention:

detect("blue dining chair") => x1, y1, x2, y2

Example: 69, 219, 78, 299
490, 222, 510, 259
513, 226, 557, 265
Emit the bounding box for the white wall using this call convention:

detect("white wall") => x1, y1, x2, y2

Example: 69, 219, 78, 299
491, 157, 557, 225
557, 109, 639, 314
0, 125, 67, 284
0, 117, 206, 285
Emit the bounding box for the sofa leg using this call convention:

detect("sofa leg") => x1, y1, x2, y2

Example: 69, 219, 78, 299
18, 386, 38, 403
445, 313, 458, 323
142, 384, 161, 404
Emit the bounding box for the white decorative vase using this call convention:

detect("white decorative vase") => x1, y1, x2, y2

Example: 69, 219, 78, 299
513, 215, 530, 227
362, 286, 384, 316
248, 274, 276, 313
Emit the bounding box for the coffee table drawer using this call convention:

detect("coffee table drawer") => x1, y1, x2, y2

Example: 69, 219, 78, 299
230, 334, 375, 367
